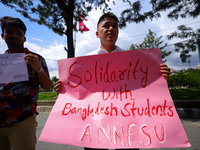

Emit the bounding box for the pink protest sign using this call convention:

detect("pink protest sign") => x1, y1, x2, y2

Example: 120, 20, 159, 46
39, 49, 190, 149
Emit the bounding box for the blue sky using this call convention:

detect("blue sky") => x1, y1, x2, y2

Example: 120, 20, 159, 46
0, 1, 200, 78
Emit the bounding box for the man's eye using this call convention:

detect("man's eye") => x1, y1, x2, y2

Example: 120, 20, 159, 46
5, 31, 12, 34
17, 32, 23, 36
5, 31, 23, 36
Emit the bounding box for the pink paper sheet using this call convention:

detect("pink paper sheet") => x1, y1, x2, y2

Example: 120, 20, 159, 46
39, 49, 191, 149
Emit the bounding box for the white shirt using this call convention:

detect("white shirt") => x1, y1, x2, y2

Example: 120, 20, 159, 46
86, 45, 124, 56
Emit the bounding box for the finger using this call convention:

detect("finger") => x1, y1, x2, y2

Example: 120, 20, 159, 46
160, 65, 171, 72
54, 84, 61, 90
161, 69, 171, 74
55, 88, 60, 94
160, 64, 170, 71
161, 70, 171, 75
24, 54, 38, 61
163, 75, 169, 80
54, 83, 61, 95
55, 87, 61, 95
161, 71, 171, 79
56, 80, 61, 84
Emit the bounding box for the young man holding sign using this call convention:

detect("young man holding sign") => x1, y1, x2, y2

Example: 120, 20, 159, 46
55, 12, 171, 150
55, 12, 170, 98
0, 16, 51, 150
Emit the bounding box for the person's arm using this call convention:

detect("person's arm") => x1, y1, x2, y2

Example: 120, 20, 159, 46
36, 70, 52, 90
24, 54, 52, 91
160, 64, 171, 80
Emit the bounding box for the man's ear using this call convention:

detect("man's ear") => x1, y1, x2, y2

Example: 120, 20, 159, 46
1, 33, 5, 40
24, 36, 26, 42
96, 31, 99, 38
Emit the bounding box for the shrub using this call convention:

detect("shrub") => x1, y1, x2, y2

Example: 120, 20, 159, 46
167, 69, 200, 88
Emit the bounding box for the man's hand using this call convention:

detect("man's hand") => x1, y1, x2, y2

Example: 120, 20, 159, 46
54, 80, 62, 95
24, 54, 40, 71
24, 53, 52, 91
160, 64, 171, 80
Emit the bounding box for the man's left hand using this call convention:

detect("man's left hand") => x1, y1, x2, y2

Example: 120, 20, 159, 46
160, 64, 171, 80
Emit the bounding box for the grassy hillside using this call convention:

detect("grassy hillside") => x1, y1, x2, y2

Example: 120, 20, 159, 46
38, 88, 200, 100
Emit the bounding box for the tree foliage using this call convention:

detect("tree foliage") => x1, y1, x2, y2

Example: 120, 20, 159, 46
47, 76, 59, 92
119, 0, 200, 28
129, 29, 172, 62
51, 76, 59, 84
1, 0, 199, 58
167, 25, 200, 63
167, 69, 200, 89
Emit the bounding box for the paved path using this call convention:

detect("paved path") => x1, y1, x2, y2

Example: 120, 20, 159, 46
36, 113, 200, 150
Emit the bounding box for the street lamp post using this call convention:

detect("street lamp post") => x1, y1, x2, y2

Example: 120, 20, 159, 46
187, 56, 191, 68
197, 39, 200, 69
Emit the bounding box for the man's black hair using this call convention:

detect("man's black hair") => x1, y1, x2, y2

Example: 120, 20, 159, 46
97, 12, 119, 27
0, 16, 27, 34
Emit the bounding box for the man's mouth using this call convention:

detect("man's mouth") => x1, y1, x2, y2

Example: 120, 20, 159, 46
10, 38, 18, 41
107, 33, 114, 37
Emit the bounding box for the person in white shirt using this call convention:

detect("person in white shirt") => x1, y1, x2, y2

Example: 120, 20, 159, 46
86, 45, 124, 55
85, 12, 170, 80
54, 12, 171, 150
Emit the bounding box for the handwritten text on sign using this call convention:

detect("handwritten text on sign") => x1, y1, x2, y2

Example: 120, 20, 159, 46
39, 49, 190, 149
0, 53, 28, 84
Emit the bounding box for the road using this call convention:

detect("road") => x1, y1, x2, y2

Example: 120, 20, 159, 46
36, 113, 200, 150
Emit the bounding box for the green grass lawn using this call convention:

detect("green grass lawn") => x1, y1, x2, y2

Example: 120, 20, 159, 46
38, 88, 200, 100
38, 92, 58, 100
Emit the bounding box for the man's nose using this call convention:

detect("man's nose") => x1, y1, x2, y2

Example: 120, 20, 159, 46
108, 26, 113, 31
11, 32, 18, 37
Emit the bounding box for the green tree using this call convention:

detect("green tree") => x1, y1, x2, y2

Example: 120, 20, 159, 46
51, 76, 59, 92
167, 69, 200, 88
1, 0, 199, 58
120, 0, 200, 27
167, 25, 200, 63
129, 29, 172, 62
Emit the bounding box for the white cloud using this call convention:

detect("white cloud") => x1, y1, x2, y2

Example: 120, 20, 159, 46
32, 41, 67, 78
0, 39, 7, 53
24, 42, 42, 53
32, 37, 44, 42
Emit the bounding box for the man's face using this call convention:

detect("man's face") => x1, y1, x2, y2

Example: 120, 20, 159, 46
1, 26, 26, 48
96, 17, 118, 46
